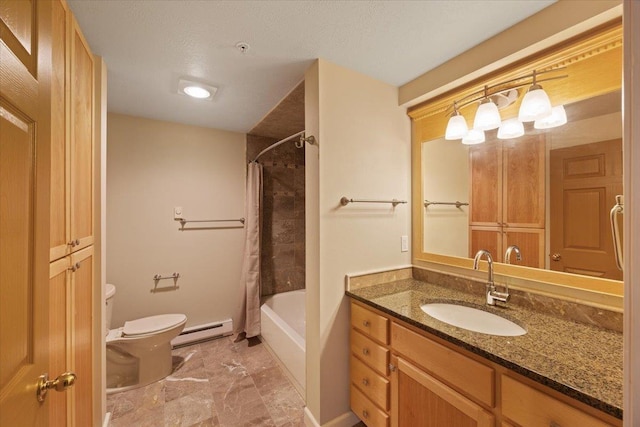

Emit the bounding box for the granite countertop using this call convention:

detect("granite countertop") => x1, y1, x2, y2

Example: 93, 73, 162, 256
346, 278, 623, 419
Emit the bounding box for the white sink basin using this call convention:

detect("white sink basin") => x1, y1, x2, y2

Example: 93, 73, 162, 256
421, 303, 526, 337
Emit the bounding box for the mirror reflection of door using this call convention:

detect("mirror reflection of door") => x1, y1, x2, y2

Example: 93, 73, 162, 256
550, 138, 623, 280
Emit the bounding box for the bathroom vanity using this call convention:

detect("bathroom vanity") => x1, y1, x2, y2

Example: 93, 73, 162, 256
346, 270, 622, 427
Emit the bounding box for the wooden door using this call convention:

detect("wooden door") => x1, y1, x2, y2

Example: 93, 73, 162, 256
391, 357, 494, 427
0, 1, 54, 425
502, 135, 545, 228
550, 139, 623, 280
470, 140, 502, 226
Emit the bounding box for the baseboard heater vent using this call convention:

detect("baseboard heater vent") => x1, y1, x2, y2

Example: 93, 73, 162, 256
171, 318, 233, 348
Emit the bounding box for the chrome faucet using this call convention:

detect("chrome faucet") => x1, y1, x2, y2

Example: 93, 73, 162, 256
473, 249, 509, 306
504, 245, 522, 264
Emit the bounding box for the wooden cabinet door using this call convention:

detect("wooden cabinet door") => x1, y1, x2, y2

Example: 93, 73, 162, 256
69, 14, 94, 253
391, 357, 494, 427
69, 247, 94, 426
502, 135, 545, 228
49, 6, 94, 262
503, 228, 545, 268
0, 1, 54, 425
470, 140, 502, 226
470, 227, 502, 262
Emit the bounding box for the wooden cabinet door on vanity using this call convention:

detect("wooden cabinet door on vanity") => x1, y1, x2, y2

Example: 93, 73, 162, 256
470, 135, 545, 267
390, 356, 494, 427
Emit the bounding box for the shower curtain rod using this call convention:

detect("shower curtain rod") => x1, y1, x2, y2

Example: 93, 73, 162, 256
251, 130, 307, 163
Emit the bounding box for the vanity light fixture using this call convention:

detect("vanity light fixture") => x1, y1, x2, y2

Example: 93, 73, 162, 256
518, 70, 553, 122
534, 105, 567, 129
497, 118, 525, 139
473, 87, 502, 131
178, 78, 218, 101
445, 103, 469, 140
444, 68, 567, 142
461, 129, 485, 145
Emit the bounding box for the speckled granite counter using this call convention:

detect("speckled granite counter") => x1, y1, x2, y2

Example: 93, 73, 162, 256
346, 278, 623, 419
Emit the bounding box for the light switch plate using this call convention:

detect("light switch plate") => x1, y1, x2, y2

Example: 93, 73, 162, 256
401, 235, 409, 252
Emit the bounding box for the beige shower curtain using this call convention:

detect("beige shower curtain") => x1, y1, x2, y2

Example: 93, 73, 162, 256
235, 161, 262, 338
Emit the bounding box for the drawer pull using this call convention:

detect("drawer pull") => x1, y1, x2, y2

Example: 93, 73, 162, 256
362, 320, 370, 327
362, 410, 369, 419
68, 262, 81, 272
67, 239, 80, 247
362, 348, 370, 356
362, 378, 369, 386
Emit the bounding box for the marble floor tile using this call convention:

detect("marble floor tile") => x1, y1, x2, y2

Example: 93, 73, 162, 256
107, 336, 305, 427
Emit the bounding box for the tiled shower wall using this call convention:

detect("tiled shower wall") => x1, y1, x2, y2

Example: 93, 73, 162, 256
247, 134, 305, 296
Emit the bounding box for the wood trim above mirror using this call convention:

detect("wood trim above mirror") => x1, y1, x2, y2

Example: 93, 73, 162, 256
411, 20, 623, 300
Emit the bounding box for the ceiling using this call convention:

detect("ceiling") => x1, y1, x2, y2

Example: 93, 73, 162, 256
67, 0, 555, 134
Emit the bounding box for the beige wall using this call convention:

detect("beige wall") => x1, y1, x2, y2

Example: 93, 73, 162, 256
422, 139, 469, 257
106, 113, 246, 329
305, 59, 411, 425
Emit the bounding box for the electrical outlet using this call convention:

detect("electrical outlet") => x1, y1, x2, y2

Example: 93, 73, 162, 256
174, 206, 183, 220
401, 235, 409, 252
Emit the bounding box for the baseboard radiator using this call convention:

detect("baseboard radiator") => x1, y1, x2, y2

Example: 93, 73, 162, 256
171, 318, 233, 348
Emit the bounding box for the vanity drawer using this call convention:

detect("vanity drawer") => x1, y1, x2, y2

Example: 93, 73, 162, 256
501, 375, 614, 427
351, 355, 389, 411
351, 384, 389, 427
351, 302, 389, 344
351, 329, 389, 376
391, 322, 494, 407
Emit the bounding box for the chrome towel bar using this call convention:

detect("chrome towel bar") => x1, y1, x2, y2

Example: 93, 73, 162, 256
153, 273, 180, 281
340, 196, 407, 207
424, 200, 469, 208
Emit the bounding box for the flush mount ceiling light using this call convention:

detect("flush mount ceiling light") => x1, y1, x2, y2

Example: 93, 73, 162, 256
444, 68, 567, 143
178, 78, 218, 101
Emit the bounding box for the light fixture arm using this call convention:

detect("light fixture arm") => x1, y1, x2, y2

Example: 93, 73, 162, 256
446, 68, 567, 114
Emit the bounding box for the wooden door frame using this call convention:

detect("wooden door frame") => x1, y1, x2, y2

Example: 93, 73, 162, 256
623, 1, 640, 425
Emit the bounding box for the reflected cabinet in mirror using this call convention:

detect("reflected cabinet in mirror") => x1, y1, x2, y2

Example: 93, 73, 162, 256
411, 22, 623, 288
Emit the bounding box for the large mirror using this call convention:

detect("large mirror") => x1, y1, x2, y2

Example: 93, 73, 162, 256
422, 90, 622, 281
411, 21, 624, 290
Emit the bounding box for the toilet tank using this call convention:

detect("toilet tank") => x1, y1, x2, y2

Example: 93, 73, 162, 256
105, 283, 116, 333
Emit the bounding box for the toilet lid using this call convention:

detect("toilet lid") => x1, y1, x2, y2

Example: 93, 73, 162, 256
122, 314, 186, 336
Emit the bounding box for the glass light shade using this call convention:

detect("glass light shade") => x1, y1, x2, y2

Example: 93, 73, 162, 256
461, 129, 485, 145
534, 105, 567, 129
445, 114, 469, 140
497, 118, 525, 139
473, 100, 501, 131
183, 85, 211, 99
518, 85, 552, 122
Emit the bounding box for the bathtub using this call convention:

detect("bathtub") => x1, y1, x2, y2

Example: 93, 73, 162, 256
260, 289, 305, 394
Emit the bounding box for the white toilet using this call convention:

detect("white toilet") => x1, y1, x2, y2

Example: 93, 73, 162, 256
105, 283, 187, 394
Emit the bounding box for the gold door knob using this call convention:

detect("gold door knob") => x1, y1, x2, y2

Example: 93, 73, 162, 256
551, 253, 562, 261
37, 372, 76, 402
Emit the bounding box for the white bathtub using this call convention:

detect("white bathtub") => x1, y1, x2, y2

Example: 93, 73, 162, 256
260, 289, 305, 394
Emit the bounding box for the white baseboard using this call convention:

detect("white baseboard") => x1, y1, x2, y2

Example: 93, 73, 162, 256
304, 407, 359, 427
103, 412, 112, 427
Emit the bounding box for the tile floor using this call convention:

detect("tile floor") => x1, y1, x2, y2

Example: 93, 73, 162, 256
107, 335, 305, 426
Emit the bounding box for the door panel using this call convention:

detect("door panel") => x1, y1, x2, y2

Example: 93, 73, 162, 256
470, 227, 501, 261
504, 228, 545, 269
470, 141, 502, 226
550, 139, 622, 280
0, 0, 52, 424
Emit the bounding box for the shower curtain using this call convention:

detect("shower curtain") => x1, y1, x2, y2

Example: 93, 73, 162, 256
236, 161, 262, 338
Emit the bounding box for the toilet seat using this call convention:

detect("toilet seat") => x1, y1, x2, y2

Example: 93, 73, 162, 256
122, 314, 187, 337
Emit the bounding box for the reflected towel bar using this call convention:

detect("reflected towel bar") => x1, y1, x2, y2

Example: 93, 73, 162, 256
177, 218, 245, 225
340, 197, 407, 207
424, 200, 469, 208
153, 273, 180, 281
